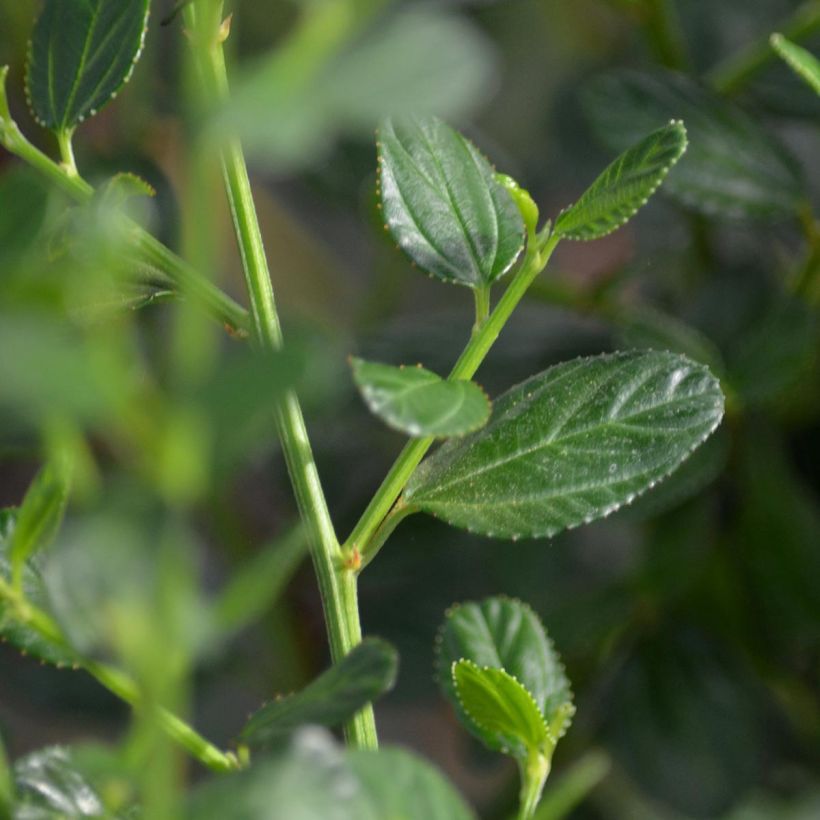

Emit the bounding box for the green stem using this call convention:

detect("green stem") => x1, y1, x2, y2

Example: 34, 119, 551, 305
707, 0, 820, 94
56, 128, 78, 177
184, 4, 377, 750
355, 500, 417, 569
0, 578, 235, 772
473, 285, 491, 332
343, 233, 561, 557
0, 68, 249, 333
518, 750, 551, 820
642, 0, 690, 71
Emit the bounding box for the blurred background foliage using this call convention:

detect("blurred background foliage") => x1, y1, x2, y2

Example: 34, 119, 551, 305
0, 0, 819, 817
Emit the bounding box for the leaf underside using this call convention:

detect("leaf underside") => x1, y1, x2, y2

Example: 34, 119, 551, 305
351, 358, 491, 438
582, 70, 803, 220
240, 638, 398, 748
27, 0, 150, 132
453, 660, 548, 759
555, 121, 687, 240
378, 115, 525, 289
405, 350, 724, 539
771, 34, 820, 95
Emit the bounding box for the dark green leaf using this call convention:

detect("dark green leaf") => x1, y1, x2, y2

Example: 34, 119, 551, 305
346, 747, 475, 820
240, 638, 399, 748
452, 660, 548, 759
583, 70, 803, 220
771, 34, 820, 95
12, 746, 111, 819
378, 115, 525, 288
26, 0, 150, 132
436, 597, 571, 723
188, 728, 476, 820
555, 121, 687, 240
0, 509, 75, 666
405, 351, 724, 539
351, 358, 491, 437
10, 457, 71, 572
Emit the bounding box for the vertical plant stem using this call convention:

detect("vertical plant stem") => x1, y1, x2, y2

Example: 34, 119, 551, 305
343, 234, 561, 556
56, 128, 78, 176
185, 3, 377, 749
517, 751, 550, 820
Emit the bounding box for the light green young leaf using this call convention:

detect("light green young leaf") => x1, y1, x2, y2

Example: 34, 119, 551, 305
555, 121, 687, 240
583, 70, 803, 220
405, 351, 724, 539
240, 638, 398, 748
10, 457, 71, 572
453, 660, 549, 760
26, 0, 150, 133
436, 597, 572, 725
351, 358, 491, 438
378, 115, 525, 289
771, 34, 820, 95
0, 509, 75, 666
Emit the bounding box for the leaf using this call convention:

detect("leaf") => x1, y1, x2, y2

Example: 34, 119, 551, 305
10, 457, 71, 572
436, 597, 571, 724
187, 728, 476, 820
240, 638, 399, 748
405, 350, 724, 539
225, 7, 495, 171
452, 660, 548, 759
12, 745, 134, 819
582, 70, 804, 220
554, 121, 687, 240
378, 115, 525, 288
351, 358, 491, 437
345, 747, 475, 820
771, 34, 820, 95
0, 509, 76, 666
26, 0, 150, 132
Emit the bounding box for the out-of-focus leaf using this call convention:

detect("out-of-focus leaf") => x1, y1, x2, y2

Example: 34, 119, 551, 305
226, 7, 495, 170
0, 509, 75, 666
583, 70, 803, 220
724, 789, 820, 819
378, 115, 524, 289
771, 34, 820, 95
187, 728, 476, 820
351, 358, 490, 437
605, 631, 763, 817
452, 660, 548, 759
345, 747, 475, 820
0, 729, 12, 818
436, 597, 571, 723
12, 745, 119, 819
240, 638, 398, 748
555, 121, 687, 240
0, 167, 49, 269
405, 351, 724, 539
532, 751, 611, 820
9, 457, 71, 572
26, 0, 150, 132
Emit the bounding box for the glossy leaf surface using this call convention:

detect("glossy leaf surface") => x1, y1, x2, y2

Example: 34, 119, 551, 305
351, 358, 490, 437
772, 34, 820, 95
555, 121, 687, 240
583, 70, 803, 220
378, 115, 525, 288
405, 351, 724, 538
27, 0, 150, 132
436, 597, 571, 722
452, 660, 548, 759
240, 638, 398, 748
0, 509, 75, 666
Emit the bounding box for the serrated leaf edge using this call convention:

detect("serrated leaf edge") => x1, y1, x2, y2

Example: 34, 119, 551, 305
554, 120, 688, 241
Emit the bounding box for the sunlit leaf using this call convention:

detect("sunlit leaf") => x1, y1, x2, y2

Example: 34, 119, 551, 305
436, 597, 571, 724
555, 121, 687, 240
452, 660, 548, 759
351, 358, 490, 437
771, 34, 820, 95
405, 351, 724, 538
583, 70, 803, 220
26, 0, 150, 132
240, 638, 398, 748
378, 115, 525, 288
